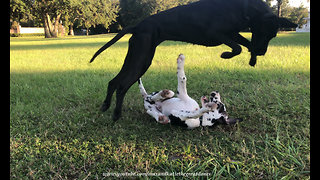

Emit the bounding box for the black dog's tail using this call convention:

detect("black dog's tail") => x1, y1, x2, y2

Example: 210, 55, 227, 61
89, 27, 134, 63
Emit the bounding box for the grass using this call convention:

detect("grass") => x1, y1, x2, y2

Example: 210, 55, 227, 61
10, 32, 310, 179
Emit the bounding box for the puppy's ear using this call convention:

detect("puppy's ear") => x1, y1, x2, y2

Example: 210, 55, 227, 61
278, 17, 298, 28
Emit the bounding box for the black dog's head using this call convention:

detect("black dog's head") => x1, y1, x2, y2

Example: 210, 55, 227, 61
250, 14, 297, 56
249, 14, 297, 66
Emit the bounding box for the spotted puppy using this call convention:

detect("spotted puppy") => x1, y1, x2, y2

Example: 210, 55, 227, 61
138, 54, 242, 128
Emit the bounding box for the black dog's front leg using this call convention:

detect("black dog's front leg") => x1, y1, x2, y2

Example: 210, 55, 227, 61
219, 35, 242, 59
233, 33, 257, 66
249, 52, 257, 66
221, 33, 257, 67
233, 33, 252, 52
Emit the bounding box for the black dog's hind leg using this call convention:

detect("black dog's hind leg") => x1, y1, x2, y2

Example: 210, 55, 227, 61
100, 74, 123, 112
104, 33, 157, 120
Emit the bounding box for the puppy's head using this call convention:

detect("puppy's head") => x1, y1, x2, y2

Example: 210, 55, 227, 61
201, 91, 243, 127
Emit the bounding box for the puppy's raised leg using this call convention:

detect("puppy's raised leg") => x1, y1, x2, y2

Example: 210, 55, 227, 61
138, 78, 170, 124
150, 90, 174, 102
138, 78, 148, 98
138, 78, 174, 102
144, 102, 170, 124
176, 54, 189, 100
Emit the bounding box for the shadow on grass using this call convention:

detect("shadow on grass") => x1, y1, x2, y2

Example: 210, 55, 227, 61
10, 67, 310, 178
10, 67, 310, 143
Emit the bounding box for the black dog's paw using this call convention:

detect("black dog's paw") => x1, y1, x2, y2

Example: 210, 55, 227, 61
220, 52, 235, 59
100, 103, 110, 112
112, 111, 121, 121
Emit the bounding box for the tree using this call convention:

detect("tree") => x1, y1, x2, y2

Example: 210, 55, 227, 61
119, 0, 153, 27
10, 0, 29, 22
65, 0, 119, 36
264, 0, 272, 7
10, 0, 31, 32
119, 0, 198, 28
276, 0, 289, 17
25, 0, 70, 38
288, 5, 309, 28
270, 0, 309, 28
62, 0, 81, 35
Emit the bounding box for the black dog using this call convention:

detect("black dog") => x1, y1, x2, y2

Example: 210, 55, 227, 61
90, 0, 297, 120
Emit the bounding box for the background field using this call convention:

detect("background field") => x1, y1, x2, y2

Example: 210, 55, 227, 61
10, 32, 310, 179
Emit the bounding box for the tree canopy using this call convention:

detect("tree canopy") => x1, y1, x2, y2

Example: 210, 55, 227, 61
10, 0, 309, 38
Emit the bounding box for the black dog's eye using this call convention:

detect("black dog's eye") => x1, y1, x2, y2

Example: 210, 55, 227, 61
210, 92, 216, 97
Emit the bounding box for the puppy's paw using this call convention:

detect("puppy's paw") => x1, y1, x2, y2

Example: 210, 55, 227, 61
161, 89, 175, 99
177, 54, 185, 65
158, 115, 170, 124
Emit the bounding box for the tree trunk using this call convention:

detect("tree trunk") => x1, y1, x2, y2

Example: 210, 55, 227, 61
43, 14, 52, 38
69, 24, 74, 36
52, 13, 61, 37
277, 0, 282, 17
43, 13, 62, 38
277, 5, 282, 17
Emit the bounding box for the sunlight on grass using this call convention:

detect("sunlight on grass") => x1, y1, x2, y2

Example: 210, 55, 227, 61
10, 33, 310, 74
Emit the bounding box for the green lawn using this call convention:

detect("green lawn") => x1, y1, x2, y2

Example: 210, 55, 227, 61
10, 32, 310, 179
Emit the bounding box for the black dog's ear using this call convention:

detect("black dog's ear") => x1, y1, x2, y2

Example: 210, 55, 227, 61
262, 13, 278, 23
278, 17, 298, 28
263, 13, 276, 19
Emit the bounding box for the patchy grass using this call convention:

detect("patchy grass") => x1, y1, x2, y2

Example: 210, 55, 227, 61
10, 32, 310, 179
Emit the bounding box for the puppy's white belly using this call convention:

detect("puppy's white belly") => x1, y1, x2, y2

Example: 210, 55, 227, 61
161, 98, 200, 128
161, 98, 199, 115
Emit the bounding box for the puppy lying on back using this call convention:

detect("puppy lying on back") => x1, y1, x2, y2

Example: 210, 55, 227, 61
138, 54, 242, 128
